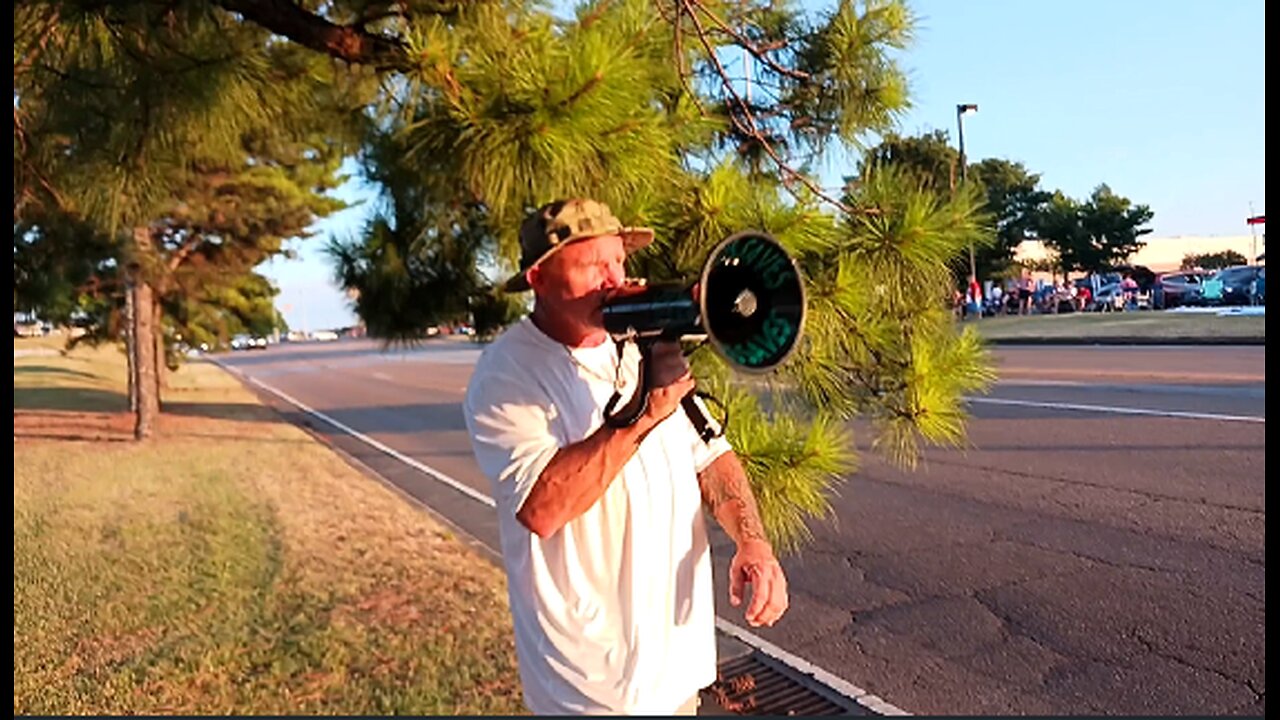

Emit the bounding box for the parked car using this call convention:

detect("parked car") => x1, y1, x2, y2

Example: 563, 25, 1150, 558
1072, 274, 1113, 311
14, 321, 46, 337
1087, 282, 1125, 312
1153, 271, 1206, 309
1079, 265, 1156, 311
1196, 265, 1264, 306
230, 333, 268, 351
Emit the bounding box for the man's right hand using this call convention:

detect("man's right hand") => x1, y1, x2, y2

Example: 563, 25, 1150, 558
643, 341, 695, 426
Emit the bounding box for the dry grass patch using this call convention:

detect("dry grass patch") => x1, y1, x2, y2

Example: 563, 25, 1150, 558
14, 346, 523, 715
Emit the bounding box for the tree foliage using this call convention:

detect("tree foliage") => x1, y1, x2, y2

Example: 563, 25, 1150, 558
1181, 250, 1248, 271
967, 158, 1049, 280
1036, 185, 1153, 274
16, 0, 1004, 551
855, 133, 1053, 284
326, 132, 506, 341
855, 130, 959, 192
311, 0, 995, 551
14, 0, 369, 435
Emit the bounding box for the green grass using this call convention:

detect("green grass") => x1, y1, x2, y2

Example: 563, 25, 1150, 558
14, 346, 524, 715
971, 310, 1265, 341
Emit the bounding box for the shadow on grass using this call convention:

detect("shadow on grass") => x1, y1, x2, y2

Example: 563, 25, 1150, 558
13, 409, 134, 442
13, 365, 99, 380
14, 391, 283, 425
163, 401, 279, 423
13, 387, 128, 413
13, 408, 322, 445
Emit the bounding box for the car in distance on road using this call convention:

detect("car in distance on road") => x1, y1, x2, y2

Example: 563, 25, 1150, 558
230, 334, 268, 351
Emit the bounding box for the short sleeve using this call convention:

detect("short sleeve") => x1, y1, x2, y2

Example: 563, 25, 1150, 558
683, 393, 732, 473
463, 367, 560, 515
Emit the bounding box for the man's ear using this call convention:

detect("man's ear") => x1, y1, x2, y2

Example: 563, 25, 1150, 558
524, 265, 542, 292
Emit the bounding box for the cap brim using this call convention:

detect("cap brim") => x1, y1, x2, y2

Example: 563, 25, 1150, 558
503, 270, 532, 293
620, 227, 654, 253
501, 226, 655, 293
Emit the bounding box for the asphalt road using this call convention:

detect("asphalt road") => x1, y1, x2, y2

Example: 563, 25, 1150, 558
218, 341, 1265, 716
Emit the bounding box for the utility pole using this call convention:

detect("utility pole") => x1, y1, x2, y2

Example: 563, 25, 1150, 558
956, 103, 979, 281
1247, 203, 1262, 264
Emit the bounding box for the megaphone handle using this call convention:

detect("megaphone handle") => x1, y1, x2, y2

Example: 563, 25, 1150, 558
603, 342, 652, 428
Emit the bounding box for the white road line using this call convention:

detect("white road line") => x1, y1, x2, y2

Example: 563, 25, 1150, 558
714, 619, 910, 715
213, 358, 495, 509
967, 396, 1264, 424
211, 356, 908, 716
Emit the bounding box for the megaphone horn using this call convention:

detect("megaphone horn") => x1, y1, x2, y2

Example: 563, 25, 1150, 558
599, 231, 807, 432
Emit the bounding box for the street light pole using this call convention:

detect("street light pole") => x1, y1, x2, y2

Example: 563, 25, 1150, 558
957, 103, 978, 281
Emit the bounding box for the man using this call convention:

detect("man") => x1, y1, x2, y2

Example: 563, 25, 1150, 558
965, 274, 982, 319
1018, 272, 1034, 315
463, 198, 789, 715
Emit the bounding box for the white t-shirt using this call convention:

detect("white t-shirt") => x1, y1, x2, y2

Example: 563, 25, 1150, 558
463, 317, 731, 715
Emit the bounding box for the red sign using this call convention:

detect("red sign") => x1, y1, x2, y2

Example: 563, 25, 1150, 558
1247, 215, 1265, 225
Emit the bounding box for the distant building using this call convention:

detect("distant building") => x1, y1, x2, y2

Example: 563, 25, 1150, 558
1014, 234, 1263, 278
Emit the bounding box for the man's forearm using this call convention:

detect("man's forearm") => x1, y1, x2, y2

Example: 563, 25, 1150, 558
516, 416, 657, 538
697, 451, 769, 547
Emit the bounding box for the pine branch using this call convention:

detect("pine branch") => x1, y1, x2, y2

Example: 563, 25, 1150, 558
359, 2, 410, 27
14, 6, 62, 83
579, 0, 613, 29
167, 235, 206, 273
215, 0, 412, 71
559, 71, 604, 109
670, 1, 707, 117
32, 62, 125, 92
679, 0, 859, 215
13, 157, 71, 221
686, 0, 809, 81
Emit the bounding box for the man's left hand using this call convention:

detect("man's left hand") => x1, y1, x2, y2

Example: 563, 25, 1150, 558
729, 539, 789, 627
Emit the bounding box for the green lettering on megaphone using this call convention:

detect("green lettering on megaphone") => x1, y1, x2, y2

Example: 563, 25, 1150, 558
723, 309, 797, 368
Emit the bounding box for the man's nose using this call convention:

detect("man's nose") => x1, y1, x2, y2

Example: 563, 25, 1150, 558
602, 262, 625, 289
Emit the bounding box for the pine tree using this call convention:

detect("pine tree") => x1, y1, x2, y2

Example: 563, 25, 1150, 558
14, 1, 367, 437
16, 0, 1000, 550
325, 0, 996, 551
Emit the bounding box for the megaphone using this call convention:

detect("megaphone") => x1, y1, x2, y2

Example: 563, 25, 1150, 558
600, 231, 806, 432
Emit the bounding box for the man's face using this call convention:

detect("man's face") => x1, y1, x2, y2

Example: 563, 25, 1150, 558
528, 234, 627, 330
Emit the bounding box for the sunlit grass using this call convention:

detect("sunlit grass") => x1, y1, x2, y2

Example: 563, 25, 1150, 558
972, 310, 1265, 341
14, 345, 524, 715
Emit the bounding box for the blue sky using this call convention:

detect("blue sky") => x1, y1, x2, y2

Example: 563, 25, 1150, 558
259, 0, 1265, 331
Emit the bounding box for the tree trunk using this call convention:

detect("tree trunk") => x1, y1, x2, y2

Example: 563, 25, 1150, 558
131, 279, 160, 439
130, 223, 161, 440
125, 282, 138, 413
153, 298, 167, 395
128, 224, 164, 440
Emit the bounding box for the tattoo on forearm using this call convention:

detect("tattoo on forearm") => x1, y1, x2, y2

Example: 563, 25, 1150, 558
701, 458, 768, 544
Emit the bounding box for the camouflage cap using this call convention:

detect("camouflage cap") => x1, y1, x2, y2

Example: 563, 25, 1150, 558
503, 198, 654, 292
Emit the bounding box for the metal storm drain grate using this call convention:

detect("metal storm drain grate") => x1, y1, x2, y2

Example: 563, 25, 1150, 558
701, 651, 867, 716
